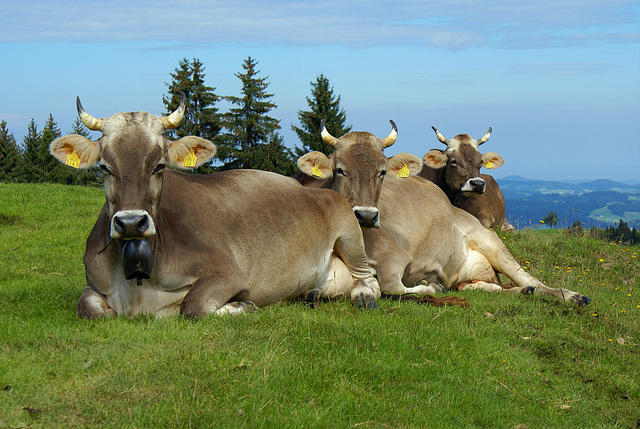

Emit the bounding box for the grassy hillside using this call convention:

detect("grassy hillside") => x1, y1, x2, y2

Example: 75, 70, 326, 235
1, 182, 638, 428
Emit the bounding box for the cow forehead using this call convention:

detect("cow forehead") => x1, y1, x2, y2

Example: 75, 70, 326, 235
444, 134, 475, 152
101, 112, 165, 139
446, 139, 482, 162
100, 112, 166, 154
334, 133, 386, 167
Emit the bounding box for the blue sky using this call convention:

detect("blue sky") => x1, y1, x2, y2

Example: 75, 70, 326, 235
1, 0, 639, 181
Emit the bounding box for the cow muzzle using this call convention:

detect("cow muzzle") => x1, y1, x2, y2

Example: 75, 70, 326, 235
461, 177, 486, 195
121, 239, 153, 286
353, 206, 380, 229
110, 210, 156, 240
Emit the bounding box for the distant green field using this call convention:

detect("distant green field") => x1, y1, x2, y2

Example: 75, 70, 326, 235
589, 203, 640, 224
1, 182, 638, 428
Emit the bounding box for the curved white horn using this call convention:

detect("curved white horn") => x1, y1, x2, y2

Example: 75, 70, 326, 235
431, 126, 449, 146
381, 120, 397, 148
76, 97, 103, 131
320, 119, 338, 147
160, 93, 186, 130
477, 127, 492, 145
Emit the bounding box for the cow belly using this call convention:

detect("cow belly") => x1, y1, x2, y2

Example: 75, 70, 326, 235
238, 249, 335, 306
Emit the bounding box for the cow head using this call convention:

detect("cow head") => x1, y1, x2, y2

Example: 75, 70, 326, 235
50, 95, 216, 240
423, 126, 504, 196
297, 120, 422, 228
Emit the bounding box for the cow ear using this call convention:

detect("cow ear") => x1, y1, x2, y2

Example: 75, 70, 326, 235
387, 153, 422, 178
297, 151, 334, 179
167, 136, 217, 169
482, 152, 504, 169
423, 150, 448, 169
49, 135, 101, 169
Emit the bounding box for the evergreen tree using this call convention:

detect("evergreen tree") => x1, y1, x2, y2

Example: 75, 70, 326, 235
21, 119, 41, 183
39, 114, 72, 184
218, 57, 295, 174
0, 121, 23, 182
163, 58, 222, 141
292, 74, 351, 157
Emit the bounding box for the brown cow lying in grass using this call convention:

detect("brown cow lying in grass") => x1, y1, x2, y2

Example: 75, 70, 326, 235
296, 120, 590, 306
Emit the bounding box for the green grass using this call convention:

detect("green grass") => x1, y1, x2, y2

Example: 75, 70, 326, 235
1, 182, 639, 428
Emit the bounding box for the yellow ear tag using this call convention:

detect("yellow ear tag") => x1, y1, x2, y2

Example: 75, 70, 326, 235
312, 165, 323, 178
65, 151, 80, 169
485, 161, 494, 169
183, 149, 197, 168
398, 164, 410, 178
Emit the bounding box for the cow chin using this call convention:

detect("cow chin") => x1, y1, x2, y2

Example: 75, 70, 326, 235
110, 209, 157, 240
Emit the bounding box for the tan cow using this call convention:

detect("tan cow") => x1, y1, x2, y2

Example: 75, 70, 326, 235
297, 120, 590, 305
49, 97, 379, 318
420, 126, 515, 231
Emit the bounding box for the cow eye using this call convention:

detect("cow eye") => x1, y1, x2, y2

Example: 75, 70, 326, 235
379, 170, 387, 178
450, 159, 458, 167
153, 163, 166, 174
336, 168, 346, 176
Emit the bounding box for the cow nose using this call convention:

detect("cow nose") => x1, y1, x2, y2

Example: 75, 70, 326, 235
353, 206, 380, 229
111, 210, 156, 239
468, 178, 486, 193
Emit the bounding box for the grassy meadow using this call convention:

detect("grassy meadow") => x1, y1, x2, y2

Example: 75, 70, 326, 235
0, 182, 638, 428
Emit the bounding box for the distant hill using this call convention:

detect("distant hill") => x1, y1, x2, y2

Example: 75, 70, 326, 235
495, 176, 640, 230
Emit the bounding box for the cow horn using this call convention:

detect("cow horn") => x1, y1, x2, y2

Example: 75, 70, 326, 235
431, 126, 449, 146
381, 120, 398, 148
76, 97, 103, 131
477, 127, 492, 145
160, 93, 186, 130
320, 119, 338, 147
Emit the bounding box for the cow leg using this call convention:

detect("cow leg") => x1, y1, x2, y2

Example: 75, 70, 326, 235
365, 233, 434, 296
313, 255, 352, 301
333, 229, 380, 309
464, 226, 590, 305
77, 286, 116, 319
180, 269, 251, 318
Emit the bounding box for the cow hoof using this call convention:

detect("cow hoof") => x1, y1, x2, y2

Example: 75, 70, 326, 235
304, 290, 319, 303
524, 286, 536, 295
577, 295, 591, 306
353, 293, 377, 310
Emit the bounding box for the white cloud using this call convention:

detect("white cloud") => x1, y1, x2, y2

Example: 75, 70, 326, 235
1, 0, 637, 50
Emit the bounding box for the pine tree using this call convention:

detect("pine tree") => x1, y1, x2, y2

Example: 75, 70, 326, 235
163, 58, 222, 141
218, 57, 295, 174
21, 119, 41, 183
0, 121, 23, 182
292, 74, 351, 157
39, 114, 73, 184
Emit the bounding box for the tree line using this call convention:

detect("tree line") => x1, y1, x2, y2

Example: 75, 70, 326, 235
0, 57, 350, 185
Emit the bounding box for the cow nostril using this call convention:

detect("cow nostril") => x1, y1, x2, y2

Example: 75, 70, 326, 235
136, 216, 149, 233
114, 216, 126, 234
